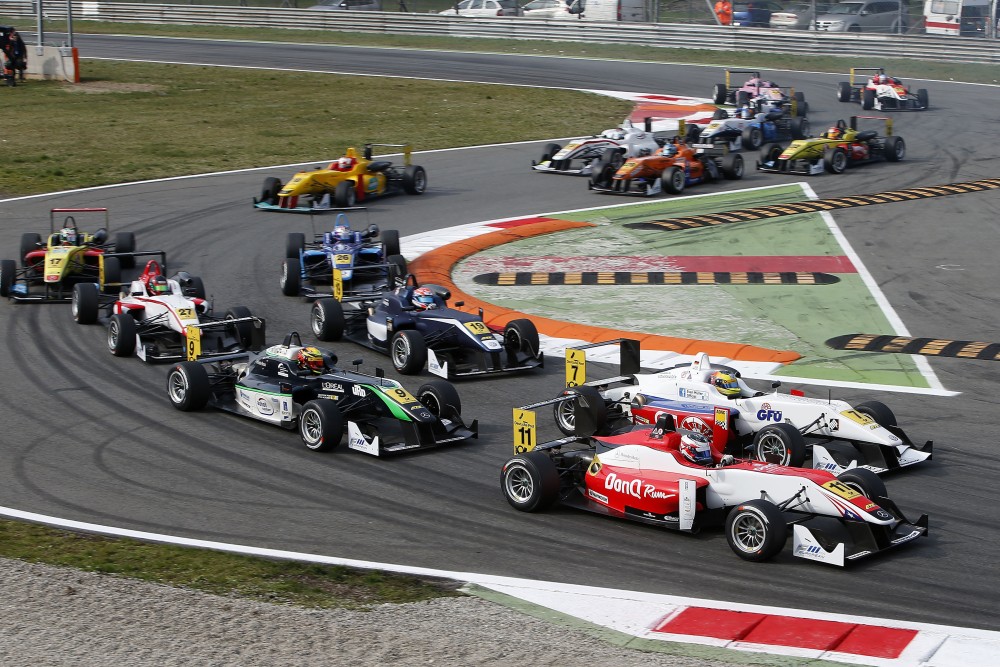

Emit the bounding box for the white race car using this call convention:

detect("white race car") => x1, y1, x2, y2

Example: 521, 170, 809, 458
553, 344, 932, 476
71, 259, 263, 362
531, 120, 688, 176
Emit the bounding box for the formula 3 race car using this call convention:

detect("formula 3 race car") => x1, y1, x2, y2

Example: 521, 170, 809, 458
589, 132, 744, 197
253, 143, 427, 212
309, 274, 543, 379
837, 67, 929, 112
72, 258, 265, 363
712, 69, 807, 116
756, 116, 904, 176
503, 407, 927, 566
280, 214, 407, 298
0, 208, 143, 303
166, 331, 477, 455
531, 119, 674, 177
551, 340, 932, 477
693, 103, 810, 152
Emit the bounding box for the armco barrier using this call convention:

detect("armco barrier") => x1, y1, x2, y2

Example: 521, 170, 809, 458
0, 0, 998, 65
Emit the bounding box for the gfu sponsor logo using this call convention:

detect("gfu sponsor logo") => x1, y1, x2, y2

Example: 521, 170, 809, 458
756, 402, 782, 422
257, 397, 274, 416
323, 382, 344, 393
588, 489, 609, 504
604, 472, 669, 500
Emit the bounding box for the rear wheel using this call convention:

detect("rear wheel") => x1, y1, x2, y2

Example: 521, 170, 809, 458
390, 329, 427, 374
792, 117, 809, 140
19, 233, 41, 264
285, 232, 305, 259
108, 313, 137, 357
113, 232, 136, 268
166, 361, 211, 411
417, 380, 462, 419
553, 384, 608, 437
501, 451, 560, 512
712, 83, 727, 105
735, 90, 749, 107
101, 256, 122, 294
72, 283, 100, 324
720, 153, 744, 179
661, 166, 685, 194
280, 257, 301, 296
837, 468, 887, 500
826, 147, 848, 174
504, 318, 539, 358
299, 400, 344, 452
260, 177, 282, 205
310, 298, 345, 341
752, 423, 806, 467
380, 229, 401, 258
386, 254, 407, 285
334, 181, 356, 208
882, 136, 905, 162
726, 500, 787, 562
402, 165, 427, 195
0, 259, 15, 297
742, 126, 763, 150
225, 306, 254, 349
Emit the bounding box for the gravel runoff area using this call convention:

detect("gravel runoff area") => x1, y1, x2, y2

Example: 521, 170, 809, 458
0, 558, 748, 666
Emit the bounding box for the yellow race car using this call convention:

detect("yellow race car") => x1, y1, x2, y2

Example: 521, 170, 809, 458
253, 143, 427, 212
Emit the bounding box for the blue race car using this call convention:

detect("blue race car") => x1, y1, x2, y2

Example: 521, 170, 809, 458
692, 102, 810, 152
308, 275, 544, 379
280, 214, 406, 298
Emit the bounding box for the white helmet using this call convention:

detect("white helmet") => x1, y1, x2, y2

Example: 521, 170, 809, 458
601, 128, 626, 141
679, 433, 713, 466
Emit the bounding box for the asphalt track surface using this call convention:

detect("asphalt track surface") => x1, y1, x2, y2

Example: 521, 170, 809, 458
2, 35, 999, 631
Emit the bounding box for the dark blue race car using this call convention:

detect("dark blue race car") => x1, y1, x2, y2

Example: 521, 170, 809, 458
692, 102, 810, 152
308, 275, 544, 379
280, 213, 406, 298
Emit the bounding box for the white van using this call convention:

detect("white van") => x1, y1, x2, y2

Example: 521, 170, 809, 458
561, 0, 648, 21
923, 0, 990, 35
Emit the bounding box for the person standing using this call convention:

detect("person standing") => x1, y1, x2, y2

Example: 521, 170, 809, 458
714, 0, 733, 26
9, 28, 26, 82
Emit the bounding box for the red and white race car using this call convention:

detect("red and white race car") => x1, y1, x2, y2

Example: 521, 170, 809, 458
837, 67, 928, 111
71, 259, 264, 362
552, 341, 932, 476
503, 411, 928, 565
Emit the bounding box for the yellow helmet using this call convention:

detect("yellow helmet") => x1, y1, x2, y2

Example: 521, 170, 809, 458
296, 347, 325, 374
711, 371, 740, 397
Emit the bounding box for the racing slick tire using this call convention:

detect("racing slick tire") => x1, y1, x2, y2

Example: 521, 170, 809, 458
402, 165, 427, 195
759, 143, 784, 170
712, 108, 728, 120
71, 283, 100, 324
792, 117, 809, 140
225, 306, 255, 349
380, 229, 401, 258
853, 400, 897, 427
390, 329, 427, 375
310, 298, 345, 341
0, 258, 15, 297
825, 147, 848, 174
504, 318, 540, 359
862, 88, 876, 110
166, 361, 211, 411
712, 83, 727, 105
793, 91, 807, 114
698, 157, 720, 183
280, 258, 301, 297
836, 468, 887, 501
298, 400, 344, 452
540, 142, 562, 162
386, 254, 407, 285
181, 275, 206, 300
725, 499, 788, 563
285, 232, 305, 259
113, 232, 136, 268
882, 136, 905, 162
837, 81, 852, 103
19, 233, 41, 264
108, 313, 137, 357
589, 148, 624, 188
661, 166, 685, 195
260, 177, 282, 205
720, 153, 745, 180
553, 384, 609, 437
752, 423, 807, 467
735, 91, 750, 108
684, 123, 702, 145
417, 379, 462, 420
334, 181, 357, 208
742, 126, 764, 151
501, 450, 560, 512
101, 256, 122, 294
916, 88, 929, 109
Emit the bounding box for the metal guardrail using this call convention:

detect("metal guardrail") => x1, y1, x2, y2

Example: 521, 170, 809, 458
1, 1, 998, 64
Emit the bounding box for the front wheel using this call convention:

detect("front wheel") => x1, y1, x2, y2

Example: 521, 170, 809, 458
310, 298, 345, 341
837, 468, 887, 500
752, 423, 806, 467
0, 258, 16, 297
540, 142, 562, 162
108, 313, 137, 357
280, 258, 301, 297
725, 499, 787, 562
390, 329, 427, 374
225, 306, 254, 349
837, 81, 852, 103
504, 318, 539, 358
417, 379, 462, 419
298, 400, 344, 452
916, 88, 929, 109
742, 126, 763, 151
854, 400, 897, 427
285, 232, 305, 259
720, 153, 744, 180
72, 283, 100, 324
862, 88, 875, 110
501, 451, 560, 512
260, 177, 282, 205
386, 254, 407, 285
661, 166, 685, 195
380, 229, 401, 258
402, 165, 427, 195
166, 361, 211, 411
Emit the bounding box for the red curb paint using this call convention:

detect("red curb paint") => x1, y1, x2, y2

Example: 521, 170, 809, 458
835, 624, 919, 659
487, 216, 563, 229
743, 615, 854, 650
654, 607, 766, 640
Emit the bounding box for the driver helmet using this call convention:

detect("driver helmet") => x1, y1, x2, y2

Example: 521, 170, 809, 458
661, 143, 678, 157
333, 224, 351, 241
825, 125, 844, 140
295, 346, 326, 374
149, 275, 170, 295
679, 432, 713, 466
411, 286, 437, 310
710, 371, 741, 397
334, 155, 355, 171
59, 227, 78, 245
875, 74, 889, 84
601, 128, 626, 141
739, 106, 754, 120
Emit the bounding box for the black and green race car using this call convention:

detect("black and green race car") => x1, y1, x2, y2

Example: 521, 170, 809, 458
165, 331, 477, 455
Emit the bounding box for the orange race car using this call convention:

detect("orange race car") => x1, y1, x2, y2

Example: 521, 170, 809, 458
253, 143, 427, 213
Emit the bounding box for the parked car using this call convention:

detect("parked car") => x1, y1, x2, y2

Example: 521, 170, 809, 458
770, 2, 831, 28
438, 0, 522, 16
307, 0, 382, 9
732, 0, 783, 26
814, 0, 906, 32
521, 0, 569, 17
